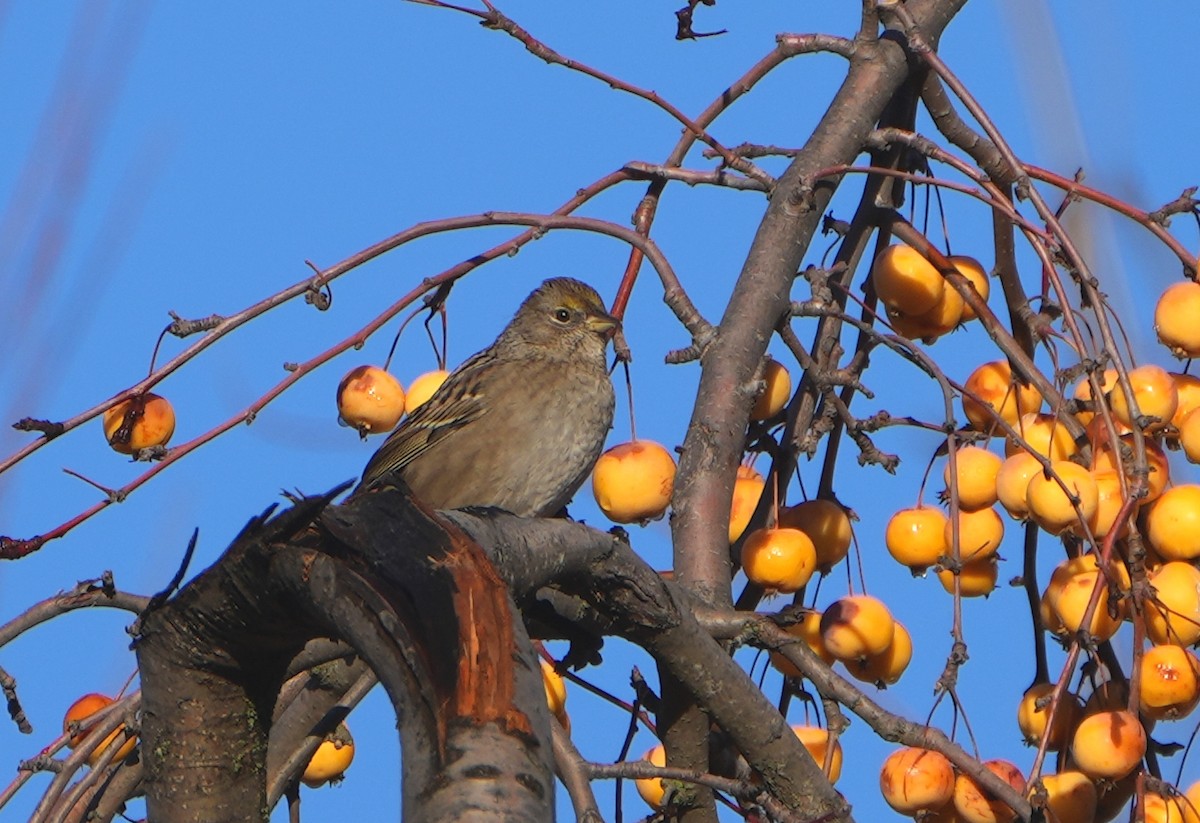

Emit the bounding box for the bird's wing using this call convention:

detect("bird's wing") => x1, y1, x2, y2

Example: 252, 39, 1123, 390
360, 350, 492, 486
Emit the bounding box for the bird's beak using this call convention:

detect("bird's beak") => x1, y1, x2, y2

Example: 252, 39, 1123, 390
587, 311, 620, 338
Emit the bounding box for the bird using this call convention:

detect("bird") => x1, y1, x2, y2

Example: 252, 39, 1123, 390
358, 277, 618, 518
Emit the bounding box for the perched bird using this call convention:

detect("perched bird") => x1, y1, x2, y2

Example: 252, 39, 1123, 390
359, 277, 617, 517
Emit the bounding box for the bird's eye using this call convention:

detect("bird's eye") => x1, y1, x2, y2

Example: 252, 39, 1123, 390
554, 308, 572, 323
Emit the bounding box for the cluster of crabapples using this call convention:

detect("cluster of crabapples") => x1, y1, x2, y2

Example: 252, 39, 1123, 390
60, 692, 353, 787
870, 257, 1200, 822
583, 249, 1200, 818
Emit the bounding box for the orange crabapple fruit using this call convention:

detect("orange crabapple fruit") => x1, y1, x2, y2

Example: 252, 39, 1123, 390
1144, 561, 1200, 646
872, 243, 946, 316
1070, 709, 1145, 780
1184, 782, 1200, 823
943, 445, 1003, 511
728, 465, 766, 544
995, 451, 1043, 520
1137, 644, 1200, 721
1179, 407, 1200, 463
1072, 368, 1118, 427
1024, 461, 1099, 536
336, 365, 405, 433
1171, 372, 1200, 428
944, 506, 1004, 562
878, 747, 955, 816
302, 732, 355, 787
1037, 770, 1097, 823
885, 283, 964, 342
819, 594, 895, 662
949, 255, 990, 322
102, 392, 176, 454
962, 360, 1041, 431
1088, 469, 1129, 540
1006, 412, 1077, 462
791, 725, 843, 783
1145, 484, 1200, 561
750, 358, 792, 421
1155, 280, 1200, 359
540, 660, 567, 718
1050, 568, 1122, 642
1141, 792, 1193, 823
591, 440, 676, 524
937, 556, 999, 598
634, 744, 668, 809
952, 759, 1025, 823
885, 505, 949, 572
769, 609, 835, 676
1109, 364, 1179, 429
1091, 434, 1169, 502
739, 527, 817, 594
844, 621, 911, 685
1016, 682, 1080, 751
778, 498, 852, 573
63, 693, 137, 767
404, 369, 450, 412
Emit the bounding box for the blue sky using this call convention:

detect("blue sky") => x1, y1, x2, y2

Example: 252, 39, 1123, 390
1, 2, 1198, 820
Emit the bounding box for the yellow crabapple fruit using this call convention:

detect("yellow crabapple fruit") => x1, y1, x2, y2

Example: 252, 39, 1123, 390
791, 725, 843, 783
1171, 372, 1200, 428
1145, 561, 1200, 646
995, 452, 1043, 520
769, 609, 835, 676
1146, 485, 1200, 561
879, 747, 955, 815
937, 557, 999, 598
634, 744, 668, 808
337, 365, 405, 433
778, 499, 852, 572
819, 595, 896, 661
885, 506, 949, 571
885, 284, 964, 342
103, 393, 176, 454
943, 446, 1003, 511
63, 693, 137, 767
1179, 407, 1200, 463
872, 244, 945, 316
541, 660, 566, 717
729, 465, 766, 544
1137, 644, 1200, 721
1017, 682, 1080, 751
1072, 369, 1118, 427
944, 506, 1004, 561
1088, 469, 1129, 539
1092, 434, 1169, 502
740, 527, 817, 594
962, 360, 1041, 431
1142, 792, 1192, 823
950, 255, 990, 322
1155, 281, 1200, 359
1109, 364, 1178, 429
591, 440, 676, 523
302, 730, 355, 787
1070, 710, 1145, 780
1038, 771, 1097, 823
1006, 412, 1077, 462
953, 759, 1025, 823
750, 358, 792, 421
845, 621, 912, 685
1025, 461, 1099, 536
404, 369, 450, 412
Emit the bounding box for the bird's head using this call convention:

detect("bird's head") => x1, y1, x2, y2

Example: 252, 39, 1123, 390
501, 277, 619, 357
